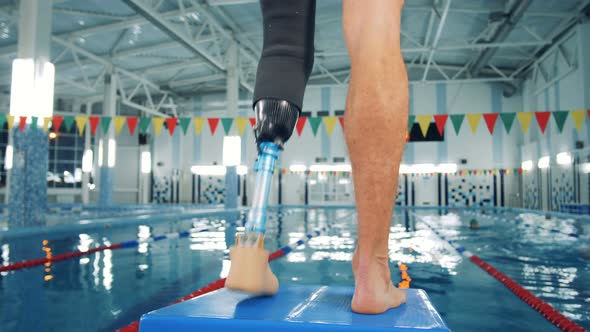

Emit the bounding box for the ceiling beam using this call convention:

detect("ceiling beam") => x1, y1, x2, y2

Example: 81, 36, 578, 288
422, 0, 452, 81
467, 0, 532, 77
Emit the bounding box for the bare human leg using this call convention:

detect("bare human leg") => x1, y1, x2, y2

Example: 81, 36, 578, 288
342, 0, 409, 314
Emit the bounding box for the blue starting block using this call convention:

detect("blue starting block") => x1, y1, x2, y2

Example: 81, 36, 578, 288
139, 285, 450, 332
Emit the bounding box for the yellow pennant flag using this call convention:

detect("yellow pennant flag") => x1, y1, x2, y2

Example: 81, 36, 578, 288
516, 112, 534, 134
416, 115, 433, 137
43, 118, 52, 133
570, 110, 586, 132
235, 117, 249, 136
75, 116, 88, 136
6, 115, 14, 130
193, 117, 205, 136
114, 116, 126, 136
152, 117, 164, 137
466, 113, 481, 134
323, 117, 338, 136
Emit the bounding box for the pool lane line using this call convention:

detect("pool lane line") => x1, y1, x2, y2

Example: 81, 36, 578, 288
412, 213, 586, 332
118, 211, 357, 332
0, 208, 307, 273
0, 217, 240, 273
463, 210, 581, 239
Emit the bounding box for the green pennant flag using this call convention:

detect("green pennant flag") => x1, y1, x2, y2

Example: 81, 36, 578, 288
450, 114, 464, 135
221, 118, 234, 135
468, 170, 473, 175
139, 117, 151, 134
552, 111, 569, 133
63, 116, 75, 132
179, 118, 191, 135
0, 114, 5, 129
308, 117, 322, 136
31, 117, 39, 131
408, 115, 415, 131
500, 112, 516, 133
101, 116, 112, 135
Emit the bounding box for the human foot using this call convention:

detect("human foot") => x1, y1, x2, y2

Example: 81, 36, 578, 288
351, 250, 406, 314
224, 237, 278, 295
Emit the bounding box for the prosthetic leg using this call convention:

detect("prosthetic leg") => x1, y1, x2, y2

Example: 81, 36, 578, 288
225, 0, 316, 295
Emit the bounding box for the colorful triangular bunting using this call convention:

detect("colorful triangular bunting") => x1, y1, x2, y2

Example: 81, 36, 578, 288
139, 117, 151, 134
516, 112, 534, 134
43, 117, 51, 133
89, 116, 100, 136
114, 116, 126, 136
308, 117, 322, 136
165, 118, 177, 136
571, 110, 586, 132
483, 113, 499, 134
179, 118, 191, 135
500, 113, 516, 133
52, 115, 63, 132
152, 117, 165, 137
295, 117, 307, 136
450, 114, 464, 135
63, 116, 75, 132
535, 111, 551, 134
323, 117, 338, 136
208, 118, 220, 135
127, 117, 139, 135
466, 114, 481, 134
416, 115, 432, 137
101, 116, 112, 135
235, 118, 249, 136
433, 114, 448, 136
75, 116, 87, 136
221, 118, 233, 135
552, 111, 568, 133
193, 118, 205, 136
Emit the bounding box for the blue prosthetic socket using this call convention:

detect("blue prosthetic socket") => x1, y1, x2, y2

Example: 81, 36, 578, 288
238, 143, 280, 247
245, 142, 279, 234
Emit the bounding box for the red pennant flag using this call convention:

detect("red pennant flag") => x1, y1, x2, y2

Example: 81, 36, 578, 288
127, 117, 138, 135
433, 115, 449, 136
483, 113, 499, 134
249, 118, 256, 128
473, 170, 477, 175
587, 110, 590, 120
535, 111, 551, 134
338, 117, 344, 129
19, 116, 26, 132
295, 117, 307, 136
52, 115, 63, 132
166, 118, 177, 136
208, 118, 220, 135
89, 116, 100, 136
518, 168, 523, 174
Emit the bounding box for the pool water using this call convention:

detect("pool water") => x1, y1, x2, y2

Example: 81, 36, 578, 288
0, 207, 588, 332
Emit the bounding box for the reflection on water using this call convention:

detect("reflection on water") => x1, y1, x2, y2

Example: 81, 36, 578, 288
0, 207, 588, 332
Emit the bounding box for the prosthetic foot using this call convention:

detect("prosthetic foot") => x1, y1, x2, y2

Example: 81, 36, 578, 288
225, 233, 278, 295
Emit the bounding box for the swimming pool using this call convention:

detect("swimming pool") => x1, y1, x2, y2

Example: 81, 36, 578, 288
0, 206, 588, 331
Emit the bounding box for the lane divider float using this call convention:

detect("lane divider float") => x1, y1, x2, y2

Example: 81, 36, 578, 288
413, 213, 586, 332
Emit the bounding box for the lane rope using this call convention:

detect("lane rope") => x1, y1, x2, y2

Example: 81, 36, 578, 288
413, 212, 586, 332
0, 218, 236, 273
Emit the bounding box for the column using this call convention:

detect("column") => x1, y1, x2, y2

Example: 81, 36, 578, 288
81, 102, 92, 204
7, 0, 53, 227
224, 41, 239, 210
98, 71, 116, 206
578, 22, 590, 109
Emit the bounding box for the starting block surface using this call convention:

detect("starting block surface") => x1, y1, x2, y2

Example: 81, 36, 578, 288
139, 285, 450, 332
